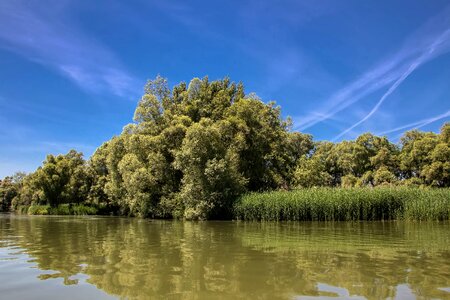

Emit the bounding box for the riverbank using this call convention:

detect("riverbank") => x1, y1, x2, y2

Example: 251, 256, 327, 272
11, 187, 450, 221
233, 187, 450, 221
16, 203, 101, 216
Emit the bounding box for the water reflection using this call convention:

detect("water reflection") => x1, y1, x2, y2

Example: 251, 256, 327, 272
0, 215, 449, 299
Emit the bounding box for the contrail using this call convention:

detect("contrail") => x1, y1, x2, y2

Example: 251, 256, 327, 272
377, 109, 450, 136
333, 60, 421, 141
333, 28, 450, 141
294, 6, 450, 133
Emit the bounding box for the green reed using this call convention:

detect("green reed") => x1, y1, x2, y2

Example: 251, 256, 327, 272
233, 187, 450, 221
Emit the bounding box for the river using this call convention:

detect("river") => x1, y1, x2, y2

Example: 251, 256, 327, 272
0, 214, 449, 299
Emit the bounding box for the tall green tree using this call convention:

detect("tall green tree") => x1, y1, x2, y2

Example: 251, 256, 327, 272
0, 172, 25, 211
22, 150, 91, 207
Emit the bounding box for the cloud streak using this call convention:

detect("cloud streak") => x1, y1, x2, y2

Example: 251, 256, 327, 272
333, 28, 450, 141
294, 5, 450, 134
376, 109, 450, 136
0, 1, 140, 97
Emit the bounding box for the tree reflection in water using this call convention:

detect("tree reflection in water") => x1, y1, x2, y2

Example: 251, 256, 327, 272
0, 215, 449, 299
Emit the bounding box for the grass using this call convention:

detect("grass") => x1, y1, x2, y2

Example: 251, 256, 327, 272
233, 187, 450, 221
25, 204, 99, 216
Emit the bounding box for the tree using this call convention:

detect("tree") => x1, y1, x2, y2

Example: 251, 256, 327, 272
225, 98, 292, 190
174, 119, 246, 219
421, 128, 450, 186
373, 167, 397, 186
24, 150, 91, 207
294, 157, 333, 187
0, 172, 25, 211
399, 130, 437, 179
293, 142, 334, 188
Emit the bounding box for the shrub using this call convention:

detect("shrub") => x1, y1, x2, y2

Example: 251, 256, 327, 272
27, 205, 50, 215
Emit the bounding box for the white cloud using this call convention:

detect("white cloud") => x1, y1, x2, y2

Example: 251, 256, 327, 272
0, 0, 141, 98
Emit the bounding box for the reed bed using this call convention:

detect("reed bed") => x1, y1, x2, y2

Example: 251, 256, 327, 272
233, 187, 450, 221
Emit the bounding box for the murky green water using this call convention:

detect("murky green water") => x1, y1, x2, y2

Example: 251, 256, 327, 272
0, 214, 449, 299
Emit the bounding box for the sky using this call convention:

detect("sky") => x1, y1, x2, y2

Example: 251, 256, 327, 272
1, 0, 450, 178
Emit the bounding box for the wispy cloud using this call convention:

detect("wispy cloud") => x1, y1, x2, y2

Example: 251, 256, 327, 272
334, 28, 450, 141
376, 109, 450, 136
294, 5, 450, 135
0, 0, 140, 97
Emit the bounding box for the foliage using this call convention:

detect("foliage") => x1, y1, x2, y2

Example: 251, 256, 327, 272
26, 204, 98, 215
27, 205, 51, 215
3, 76, 450, 219
293, 123, 449, 189
84, 76, 307, 219
0, 172, 25, 211
13, 151, 91, 208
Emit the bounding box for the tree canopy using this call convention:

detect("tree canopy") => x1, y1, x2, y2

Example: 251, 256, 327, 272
3, 76, 450, 219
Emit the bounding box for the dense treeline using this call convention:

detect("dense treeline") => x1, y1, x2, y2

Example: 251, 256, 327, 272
1, 76, 449, 219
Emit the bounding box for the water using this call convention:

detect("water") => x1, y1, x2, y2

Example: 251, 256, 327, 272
0, 214, 449, 299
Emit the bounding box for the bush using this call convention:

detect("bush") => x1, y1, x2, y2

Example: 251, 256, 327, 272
48, 204, 71, 215
28, 205, 51, 215
71, 204, 98, 215
16, 205, 30, 215
15, 203, 99, 216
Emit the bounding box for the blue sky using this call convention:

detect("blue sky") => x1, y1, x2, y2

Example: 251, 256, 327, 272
1, 0, 450, 177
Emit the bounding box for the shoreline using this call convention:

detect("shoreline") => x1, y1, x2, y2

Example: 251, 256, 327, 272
7, 187, 450, 221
